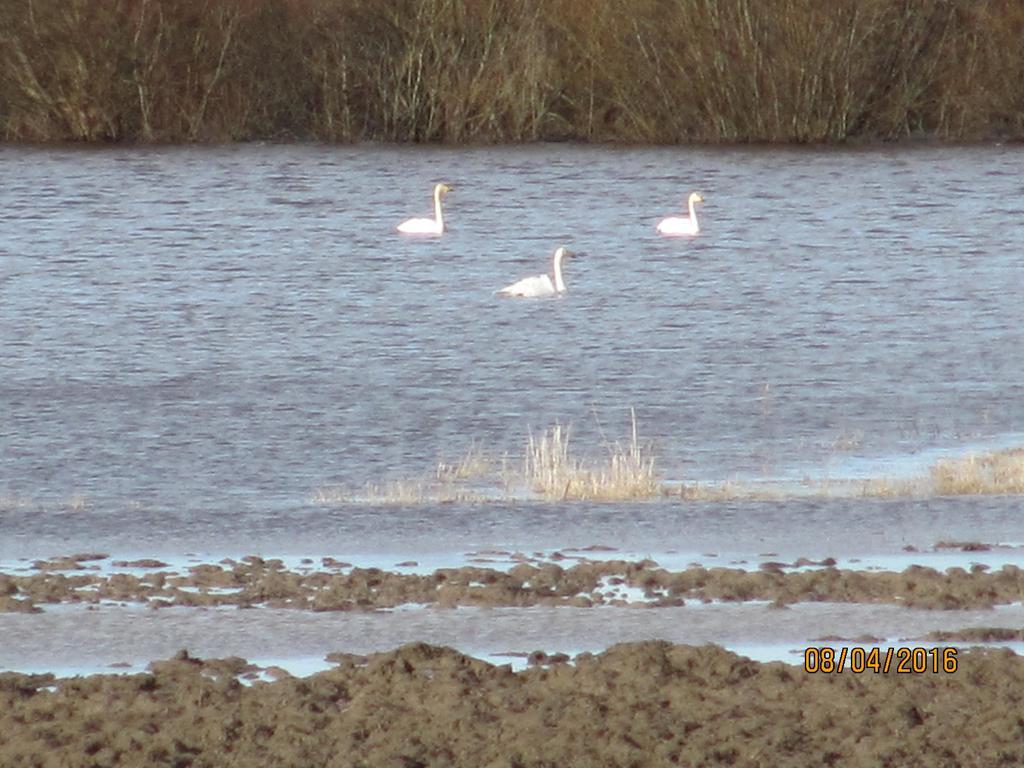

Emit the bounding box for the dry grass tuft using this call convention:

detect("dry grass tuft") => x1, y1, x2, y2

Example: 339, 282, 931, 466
525, 411, 659, 501
65, 493, 89, 512
311, 485, 351, 504
436, 442, 491, 482
671, 475, 929, 501
361, 479, 433, 505
524, 423, 577, 498
850, 477, 926, 498
314, 478, 489, 505
673, 481, 784, 502
315, 442, 499, 505
930, 449, 1024, 496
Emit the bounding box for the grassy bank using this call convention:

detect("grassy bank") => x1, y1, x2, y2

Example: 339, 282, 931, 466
2, 0, 1023, 144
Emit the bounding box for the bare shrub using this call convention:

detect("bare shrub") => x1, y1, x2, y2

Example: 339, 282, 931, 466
6, 3, 1020, 145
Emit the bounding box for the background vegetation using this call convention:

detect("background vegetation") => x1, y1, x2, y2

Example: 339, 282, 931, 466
2, 0, 1024, 143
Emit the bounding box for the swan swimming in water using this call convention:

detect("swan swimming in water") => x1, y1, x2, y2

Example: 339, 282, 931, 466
656, 192, 704, 236
497, 247, 575, 298
397, 183, 452, 235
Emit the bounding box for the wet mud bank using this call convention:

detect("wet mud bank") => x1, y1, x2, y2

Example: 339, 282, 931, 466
2, 642, 1022, 767
3, 554, 1024, 613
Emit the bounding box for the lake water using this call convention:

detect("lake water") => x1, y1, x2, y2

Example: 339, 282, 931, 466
2, 143, 1024, 670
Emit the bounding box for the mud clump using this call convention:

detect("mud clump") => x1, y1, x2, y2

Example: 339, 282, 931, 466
527, 650, 571, 666
924, 627, 1024, 643
2, 642, 1023, 767
30, 554, 102, 571
935, 540, 992, 552
5, 557, 1024, 612
110, 559, 169, 569
0, 595, 40, 613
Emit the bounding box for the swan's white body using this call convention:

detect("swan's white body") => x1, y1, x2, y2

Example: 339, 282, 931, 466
398, 183, 451, 235
498, 247, 572, 298
657, 192, 704, 236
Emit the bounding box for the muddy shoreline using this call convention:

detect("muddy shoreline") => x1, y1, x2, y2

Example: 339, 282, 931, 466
4, 552, 1023, 614
5, 550, 1022, 764
3, 642, 1022, 767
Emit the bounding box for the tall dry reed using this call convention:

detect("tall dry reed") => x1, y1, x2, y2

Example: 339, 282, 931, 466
525, 411, 659, 501
930, 449, 1024, 496
7, 0, 1018, 142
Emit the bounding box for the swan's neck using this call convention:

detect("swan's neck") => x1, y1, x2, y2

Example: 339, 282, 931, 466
552, 250, 566, 292
687, 197, 699, 228
433, 188, 445, 230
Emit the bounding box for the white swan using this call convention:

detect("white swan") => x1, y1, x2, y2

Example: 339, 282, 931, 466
497, 247, 575, 298
397, 183, 452, 235
656, 192, 704, 236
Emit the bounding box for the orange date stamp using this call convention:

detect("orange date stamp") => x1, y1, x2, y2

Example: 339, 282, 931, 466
803, 646, 958, 674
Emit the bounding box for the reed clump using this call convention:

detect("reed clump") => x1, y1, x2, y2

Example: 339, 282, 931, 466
930, 449, 1024, 496
314, 415, 660, 504
3, 0, 1024, 143
525, 413, 659, 501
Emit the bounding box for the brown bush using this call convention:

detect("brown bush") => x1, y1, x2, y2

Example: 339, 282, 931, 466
1, 0, 1022, 143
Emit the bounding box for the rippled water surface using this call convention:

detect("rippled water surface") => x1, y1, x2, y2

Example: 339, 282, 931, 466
4, 143, 1024, 672
3, 143, 1024, 555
